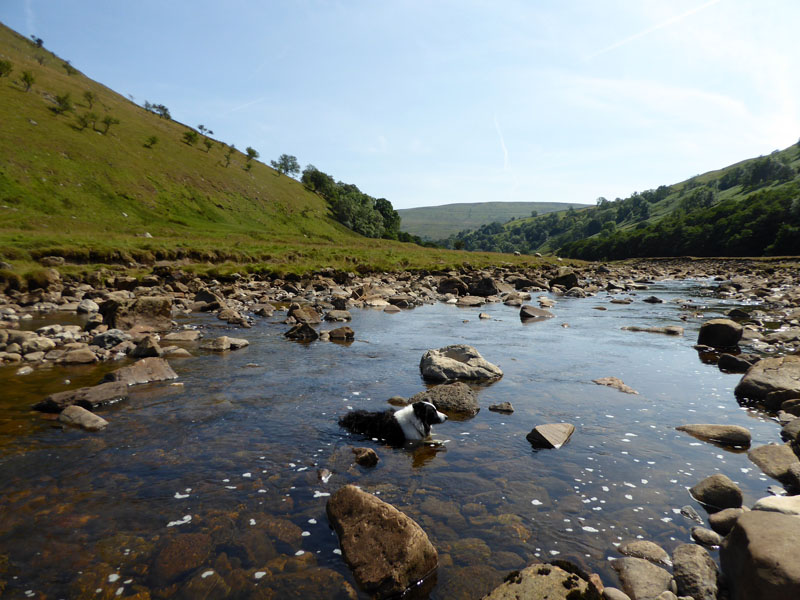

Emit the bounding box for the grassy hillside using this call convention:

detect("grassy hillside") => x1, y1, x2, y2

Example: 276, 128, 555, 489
0, 23, 548, 277
398, 201, 589, 240
448, 144, 800, 258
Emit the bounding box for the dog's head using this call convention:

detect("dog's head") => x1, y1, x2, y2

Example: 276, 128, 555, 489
412, 401, 447, 436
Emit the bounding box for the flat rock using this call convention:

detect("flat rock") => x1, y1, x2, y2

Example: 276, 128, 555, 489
735, 356, 800, 403
153, 533, 212, 586
519, 304, 555, 320
676, 424, 751, 447
99, 295, 173, 332
325, 310, 352, 322
33, 381, 128, 413
690, 473, 743, 511
618, 540, 672, 568
720, 510, 800, 600
419, 344, 502, 382
199, 335, 249, 351
101, 357, 178, 386
488, 402, 514, 414
526, 423, 575, 449
621, 325, 684, 335
697, 318, 743, 348
57, 347, 98, 364
593, 377, 638, 394
482, 563, 592, 600
329, 326, 355, 341
672, 544, 718, 600
691, 526, 723, 547
611, 556, 672, 600
410, 382, 479, 416
58, 405, 109, 432
748, 443, 800, 482
456, 295, 485, 307
752, 495, 800, 515
326, 485, 437, 599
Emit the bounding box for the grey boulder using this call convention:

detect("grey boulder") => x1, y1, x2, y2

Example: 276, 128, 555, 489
419, 345, 502, 382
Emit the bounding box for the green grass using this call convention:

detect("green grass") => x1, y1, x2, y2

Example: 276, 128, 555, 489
398, 201, 590, 240
0, 22, 566, 278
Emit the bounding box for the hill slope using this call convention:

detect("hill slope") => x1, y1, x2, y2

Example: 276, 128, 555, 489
447, 145, 800, 258
398, 201, 589, 240
0, 23, 541, 275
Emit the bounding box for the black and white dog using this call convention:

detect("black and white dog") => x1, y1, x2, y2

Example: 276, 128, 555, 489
339, 401, 447, 446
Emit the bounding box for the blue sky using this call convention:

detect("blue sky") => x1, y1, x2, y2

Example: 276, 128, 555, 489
2, 1, 799, 209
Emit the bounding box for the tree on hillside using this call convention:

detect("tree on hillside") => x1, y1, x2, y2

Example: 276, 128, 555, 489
83, 90, 96, 109
75, 111, 97, 131
144, 135, 158, 149
20, 70, 34, 91
101, 115, 120, 134
62, 61, 77, 76
182, 130, 199, 146
52, 93, 73, 115
203, 138, 213, 153
198, 124, 207, 135
245, 147, 259, 162
0, 60, 12, 78
223, 145, 235, 167
29, 35, 43, 48
145, 102, 171, 120
270, 154, 300, 177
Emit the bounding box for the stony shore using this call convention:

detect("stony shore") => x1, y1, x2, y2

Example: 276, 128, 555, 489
1, 256, 799, 599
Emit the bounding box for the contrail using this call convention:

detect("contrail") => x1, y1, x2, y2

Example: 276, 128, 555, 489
494, 115, 510, 171
587, 0, 723, 59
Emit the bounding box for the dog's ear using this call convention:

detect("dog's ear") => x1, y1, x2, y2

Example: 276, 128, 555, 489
412, 402, 426, 421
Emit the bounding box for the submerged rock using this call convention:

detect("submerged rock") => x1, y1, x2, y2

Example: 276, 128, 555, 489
592, 377, 638, 395
419, 344, 502, 382
33, 381, 128, 413
326, 485, 437, 599
353, 447, 379, 467
482, 563, 593, 600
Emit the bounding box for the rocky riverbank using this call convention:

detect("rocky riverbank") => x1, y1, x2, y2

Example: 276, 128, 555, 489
1, 256, 799, 599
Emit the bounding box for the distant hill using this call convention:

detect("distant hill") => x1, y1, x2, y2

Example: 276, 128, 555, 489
398, 201, 590, 240
445, 144, 800, 259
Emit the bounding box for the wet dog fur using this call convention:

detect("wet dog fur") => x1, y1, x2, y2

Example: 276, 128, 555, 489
339, 401, 447, 446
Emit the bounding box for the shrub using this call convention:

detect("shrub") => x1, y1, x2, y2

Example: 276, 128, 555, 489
0, 59, 12, 78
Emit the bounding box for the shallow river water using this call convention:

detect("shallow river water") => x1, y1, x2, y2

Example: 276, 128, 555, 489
0, 279, 781, 598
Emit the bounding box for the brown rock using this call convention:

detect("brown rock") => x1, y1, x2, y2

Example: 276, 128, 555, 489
720, 511, 800, 600
672, 543, 718, 600
288, 304, 321, 324
482, 563, 592, 600
735, 356, 800, 403
611, 556, 672, 600
100, 296, 173, 332
326, 485, 437, 598
58, 405, 109, 431
57, 347, 98, 364
329, 326, 355, 341
748, 443, 800, 482
153, 533, 212, 586
33, 381, 128, 413
690, 473, 743, 511
618, 540, 671, 567
353, 447, 379, 467
676, 424, 751, 447
709, 507, 746, 536
488, 402, 514, 413
697, 318, 743, 348
526, 423, 575, 449
593, 377, 638, 394
102, 357, 178, 386
285, 323, 319, 341
519, 304, 555, 320
130, 334, 163, 358
410, 382, 479, 416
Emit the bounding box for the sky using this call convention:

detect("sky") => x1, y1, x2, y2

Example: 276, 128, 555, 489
2, 0, 799, 210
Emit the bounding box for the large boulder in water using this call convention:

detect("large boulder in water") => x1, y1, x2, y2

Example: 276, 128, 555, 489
419, 344, 502, 382
697, 318, 743, 348
690, 474, 742, 511
548, 267, 579, 290
735, 356, 800, 404
720, 510, 800, 600
410, 382, 479, 416
326, 485, 437, 599
99, 296, 173, 332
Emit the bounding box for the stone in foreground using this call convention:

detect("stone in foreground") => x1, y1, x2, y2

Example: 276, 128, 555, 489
101, 357, 178, 386
747, 443, 800, 483
419, 344, 502, 382
326, 485, 437, 599
526, 423, 575, 449
720, 510, 800, 600
611, 556, 672, 600
481, 563, 593, 599
672, 543, 718, 600
675, 424, 751, 447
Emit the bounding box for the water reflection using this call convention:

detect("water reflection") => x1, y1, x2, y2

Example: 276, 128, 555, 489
0, 280, 784, 598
